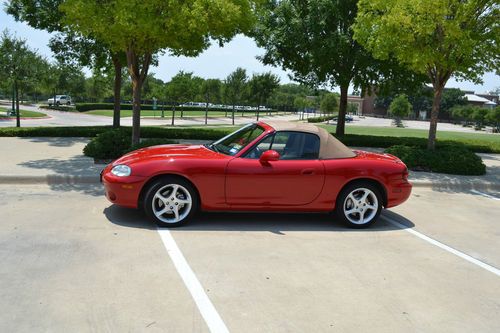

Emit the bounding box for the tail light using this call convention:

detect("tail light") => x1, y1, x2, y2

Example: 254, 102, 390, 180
402, 168, 409, 181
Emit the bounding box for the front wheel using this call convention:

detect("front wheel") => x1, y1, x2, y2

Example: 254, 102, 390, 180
335, 182, 382, 228
143, 177, 199, 227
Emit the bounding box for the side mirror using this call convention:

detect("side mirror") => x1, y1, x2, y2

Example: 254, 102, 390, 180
260, 150, 280, 164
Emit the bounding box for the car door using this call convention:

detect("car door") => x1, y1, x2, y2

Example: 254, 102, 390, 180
225, 131, 325, 206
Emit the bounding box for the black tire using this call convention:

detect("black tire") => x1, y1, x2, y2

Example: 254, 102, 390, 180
335, 181, 383, 229
66, 101, 71, 105
143, 176, 199, 227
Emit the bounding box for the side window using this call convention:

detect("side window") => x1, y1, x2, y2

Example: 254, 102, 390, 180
244, 131, 320, 160
244, 134, 274, 159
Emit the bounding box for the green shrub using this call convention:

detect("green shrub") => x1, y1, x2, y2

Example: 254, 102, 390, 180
82, 128, 182, 159
307, 115, 336, 123
385, 144, 486, 175
83, 129, 132, 159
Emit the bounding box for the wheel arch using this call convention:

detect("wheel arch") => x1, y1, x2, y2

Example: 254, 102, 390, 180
339, 178, 388, 208
138, 173, 201, 209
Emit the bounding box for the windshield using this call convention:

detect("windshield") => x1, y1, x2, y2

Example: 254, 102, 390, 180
208, 123, 265, 156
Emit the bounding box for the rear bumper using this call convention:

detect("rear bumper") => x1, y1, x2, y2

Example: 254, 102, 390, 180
386, 180, 412, 208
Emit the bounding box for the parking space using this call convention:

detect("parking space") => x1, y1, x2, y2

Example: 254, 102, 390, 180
1, 185, 499, 332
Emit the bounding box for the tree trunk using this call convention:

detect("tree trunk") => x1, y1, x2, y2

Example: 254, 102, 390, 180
15, 81, 20, 127
112, 55, 122, 128
232, 105, 235, 125
131, 79, 142, 144
205, 101, 208, 125
11, 84, 15, 115
171, 105, 176, 126
126, 50, 152, 145
336, 85, 348, 136
256, 105, 260, 121
427, 87, 444, 150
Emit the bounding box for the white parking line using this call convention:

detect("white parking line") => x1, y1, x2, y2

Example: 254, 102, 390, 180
157, 228, 230, 333
381, 215, 500, 277
470, 190, 500, 201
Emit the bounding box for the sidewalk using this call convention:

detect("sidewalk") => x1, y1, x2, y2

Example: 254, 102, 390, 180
0, 137, 498, 191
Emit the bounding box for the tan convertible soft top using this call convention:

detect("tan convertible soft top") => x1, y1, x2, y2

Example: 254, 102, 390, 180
263, 121, 356, 159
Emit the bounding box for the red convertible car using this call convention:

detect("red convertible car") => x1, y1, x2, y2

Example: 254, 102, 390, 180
101, 121, 411, 228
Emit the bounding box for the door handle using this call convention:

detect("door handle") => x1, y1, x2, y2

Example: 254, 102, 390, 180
301, 168, 315, 175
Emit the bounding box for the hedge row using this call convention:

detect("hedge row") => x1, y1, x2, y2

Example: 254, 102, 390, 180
307, 115, 336, 123
39, 105, 76, 112
0, 126, 497, 153
74, 103, 278, 113
336, 134, 497, 154
385, 144, 486, 175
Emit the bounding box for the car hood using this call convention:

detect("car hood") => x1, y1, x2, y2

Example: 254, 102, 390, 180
113, 144, 223, 165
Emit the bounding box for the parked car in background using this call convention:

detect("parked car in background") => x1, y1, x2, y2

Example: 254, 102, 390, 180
333, 114, 354, 122
101, 121, 411, 229
48, 95, 72, 106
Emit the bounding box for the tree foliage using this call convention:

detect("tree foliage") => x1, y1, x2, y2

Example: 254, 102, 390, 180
320, 93, 339, 114
353, 0, 499, 148
248, 72, 280, 119
253, 0, 423, 135
0, 30, 46, 126
224, 67, 248, 124
62, 0, 258, 144
389, 94, 412, 119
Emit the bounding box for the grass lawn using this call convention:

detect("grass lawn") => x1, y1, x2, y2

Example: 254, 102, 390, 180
0, 107, 47, 118
85, 109, 231, 118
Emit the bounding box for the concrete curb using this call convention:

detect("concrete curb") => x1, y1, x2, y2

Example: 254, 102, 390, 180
0, 174, 498, 192
411, 180, 500, 191
0, 175, 100, 185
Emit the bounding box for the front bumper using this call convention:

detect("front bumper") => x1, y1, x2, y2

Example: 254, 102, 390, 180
101, 170, 147, 209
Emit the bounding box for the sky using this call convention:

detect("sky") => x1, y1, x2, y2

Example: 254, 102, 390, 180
1, 8, 498, 94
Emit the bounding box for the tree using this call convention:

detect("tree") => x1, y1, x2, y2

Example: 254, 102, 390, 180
6, 0, 126, 128
253, 0, 421, 135
440, 89, 468, 118
224, 68, 248, 125
486, 107, 500, 132
353, 0, 499, 149
62, 0, 257, 145
0, 30, 45, 127
201, 79, 221, 125
451, 105, 475, 126
248, 72, 280, 120
389, 94, 412, 126
472, 107, 489, 128
165, 71, 199, 125
320, 93, 339, 115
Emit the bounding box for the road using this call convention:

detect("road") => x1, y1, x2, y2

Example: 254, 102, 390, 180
0, 102, 487, 133
0, 184, 499, 332
0, 103, 300, 127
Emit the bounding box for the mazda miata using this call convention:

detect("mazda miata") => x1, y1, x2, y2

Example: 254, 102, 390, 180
101, 121, 411, 228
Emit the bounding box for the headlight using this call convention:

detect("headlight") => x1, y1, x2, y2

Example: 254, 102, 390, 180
111, 164, 131, 177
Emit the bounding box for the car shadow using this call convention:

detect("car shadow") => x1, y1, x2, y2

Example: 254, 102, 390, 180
103, 205, 415, 233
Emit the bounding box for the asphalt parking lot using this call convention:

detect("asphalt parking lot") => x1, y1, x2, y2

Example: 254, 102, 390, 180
0, 184, 499, 332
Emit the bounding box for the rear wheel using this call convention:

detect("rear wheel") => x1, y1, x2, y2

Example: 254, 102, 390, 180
335, 182, 382, 228
143, 177, 199, 227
